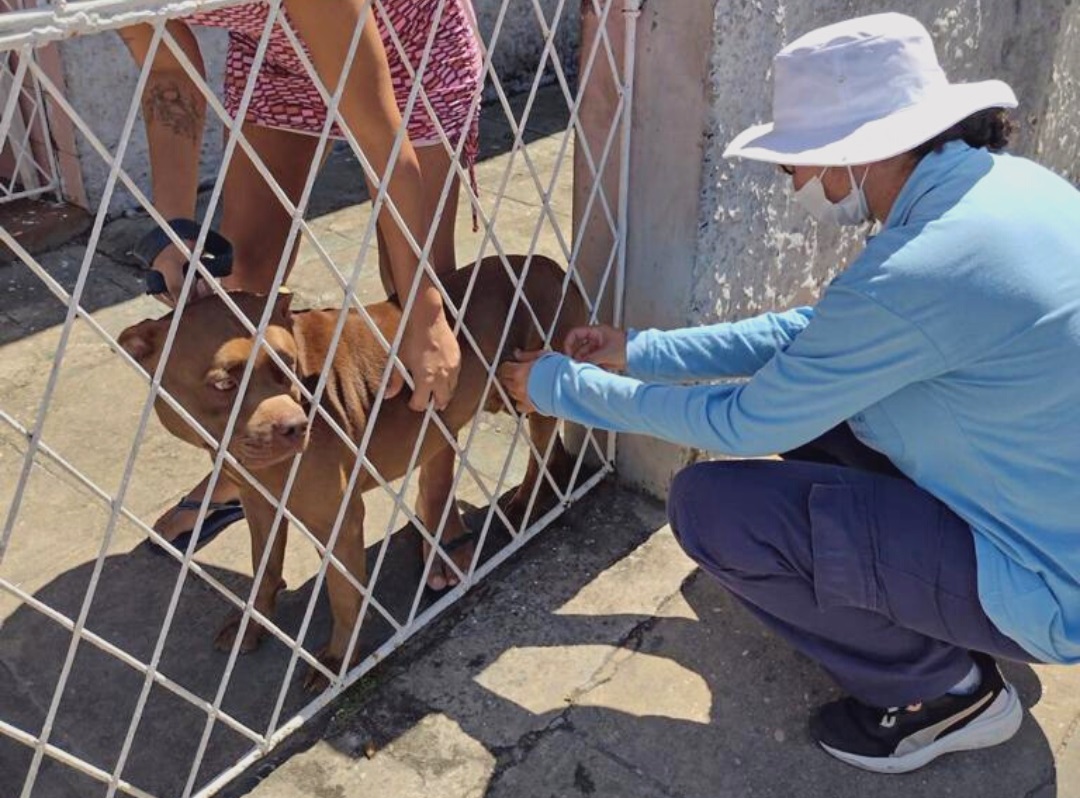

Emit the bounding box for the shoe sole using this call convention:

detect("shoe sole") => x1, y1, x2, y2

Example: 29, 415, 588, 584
818, 684, 1023, 774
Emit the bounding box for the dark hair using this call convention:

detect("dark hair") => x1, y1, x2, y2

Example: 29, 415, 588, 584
910, 107, 1016, 159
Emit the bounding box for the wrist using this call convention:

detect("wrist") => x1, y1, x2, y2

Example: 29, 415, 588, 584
526, 352, 564, 416
624, 328, 647, 373
407, 284, 445, 323
154, 239, 192, 266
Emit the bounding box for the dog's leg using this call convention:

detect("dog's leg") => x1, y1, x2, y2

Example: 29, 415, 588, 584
506, 414, 573, 527
304, 500, 367, 692
215, 492, 287, 654
416, 443, 474, 591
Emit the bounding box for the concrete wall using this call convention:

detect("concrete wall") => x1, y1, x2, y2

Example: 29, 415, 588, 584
609, 0, 1080, 497
56, 0, 580, 212
698, 0, 1080, 325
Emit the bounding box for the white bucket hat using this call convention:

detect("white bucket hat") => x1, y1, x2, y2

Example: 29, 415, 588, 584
723, 13, 1018, 166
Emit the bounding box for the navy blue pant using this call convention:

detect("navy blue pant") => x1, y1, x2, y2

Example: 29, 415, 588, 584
667, 424, 1038, 707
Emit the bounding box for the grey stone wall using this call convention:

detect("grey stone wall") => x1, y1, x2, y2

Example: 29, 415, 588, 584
473, 0, 580, 97
613, 0, 1080, 496
696, 0, 1080, 325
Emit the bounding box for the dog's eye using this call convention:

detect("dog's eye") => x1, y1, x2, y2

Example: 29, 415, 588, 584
272, 367, 293, 387
211, 375, 237, 392
274, 352, 296, 372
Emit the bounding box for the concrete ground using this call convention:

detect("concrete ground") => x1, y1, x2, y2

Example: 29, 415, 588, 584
239, 486, 1078, 798
0, 85, 584, 797
1, 84, 1078, 798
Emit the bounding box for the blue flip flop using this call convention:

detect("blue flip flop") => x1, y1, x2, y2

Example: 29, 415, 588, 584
150, 497, 245, 556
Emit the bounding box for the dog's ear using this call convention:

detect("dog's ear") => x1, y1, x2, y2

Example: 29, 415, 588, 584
273, 287, 293, 323
118, 318, 165, 364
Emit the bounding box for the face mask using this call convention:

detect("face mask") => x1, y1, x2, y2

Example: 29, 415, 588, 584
793, 166, 871, 226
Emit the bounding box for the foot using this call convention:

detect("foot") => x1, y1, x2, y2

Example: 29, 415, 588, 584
154, 472, 241, 544
213, 580, 286, 653
809, 652, 1022, 773
214, 610, 267, 654
419, 502, 477, 592
303, 646, 357, 693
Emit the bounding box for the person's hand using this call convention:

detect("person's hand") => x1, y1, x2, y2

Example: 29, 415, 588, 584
387, 311, 462, 411
496, 349, 545, 414
563, 324, 627, 370
151, 243, 215, 308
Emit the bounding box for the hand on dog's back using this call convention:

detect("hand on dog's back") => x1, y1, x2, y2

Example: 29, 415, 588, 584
385, 309, 461, 412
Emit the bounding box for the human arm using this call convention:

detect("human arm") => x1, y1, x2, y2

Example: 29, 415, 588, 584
624, 306, 815, 381
118, 20, 210, 304
560, 306, 813, 384
284, 0, 460, 410
520, 287, 945, 456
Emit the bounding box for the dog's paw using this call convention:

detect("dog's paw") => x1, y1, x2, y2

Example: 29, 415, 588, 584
504, 483, 559, 528
214, 611, 266, 654
303, 648, 345, 693
503, 491, 529, 527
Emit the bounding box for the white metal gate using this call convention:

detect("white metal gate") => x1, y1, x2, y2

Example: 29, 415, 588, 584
0, 0, 636, 795
0, 0, 60, 203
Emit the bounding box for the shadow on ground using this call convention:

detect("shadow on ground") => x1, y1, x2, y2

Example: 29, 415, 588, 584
0, 479, 1059, 798
227, 482, 1058, 798
0, 498, 531, 798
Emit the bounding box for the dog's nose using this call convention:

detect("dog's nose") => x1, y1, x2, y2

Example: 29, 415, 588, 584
275, 417, 308, 440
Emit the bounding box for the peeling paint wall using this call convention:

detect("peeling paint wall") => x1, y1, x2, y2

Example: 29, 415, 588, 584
55, 0, 580, 211
615, 0, 1080, 496
696, 0, 1080, 326
1032, 2, 1080, 180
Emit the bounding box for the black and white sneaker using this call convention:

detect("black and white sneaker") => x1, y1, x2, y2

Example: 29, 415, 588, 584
809, 652, 1022, 773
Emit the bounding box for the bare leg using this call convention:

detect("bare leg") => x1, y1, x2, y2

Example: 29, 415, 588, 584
154, 124, 325, 541
305, 504, 368, 692
219, 123, 325, 290
214, 492, 288, 653
413, 145, 472, 590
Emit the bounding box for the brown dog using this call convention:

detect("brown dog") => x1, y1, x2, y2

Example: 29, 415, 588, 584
119, 255, 584, 690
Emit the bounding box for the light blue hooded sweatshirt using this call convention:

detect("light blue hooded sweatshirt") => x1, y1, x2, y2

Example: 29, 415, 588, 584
528, 142, 1080, 664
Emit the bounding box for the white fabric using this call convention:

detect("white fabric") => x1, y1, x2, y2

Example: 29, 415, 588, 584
792, 166, 871, 226
724, 13, 1018, 166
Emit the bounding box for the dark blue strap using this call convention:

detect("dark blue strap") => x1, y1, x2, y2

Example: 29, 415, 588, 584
134, 218, 233, 295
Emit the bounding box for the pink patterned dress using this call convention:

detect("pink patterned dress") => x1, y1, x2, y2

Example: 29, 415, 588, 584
191, 0, 483, 171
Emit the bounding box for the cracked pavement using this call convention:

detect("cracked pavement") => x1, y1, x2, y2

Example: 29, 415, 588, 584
237, 484, 1080, 798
